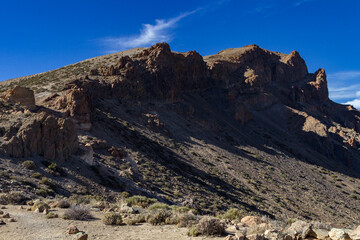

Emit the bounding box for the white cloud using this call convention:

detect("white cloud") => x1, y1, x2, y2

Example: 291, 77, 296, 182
102, 10, 197, 51
328, 71, 360, 81
344, 99, 360, 109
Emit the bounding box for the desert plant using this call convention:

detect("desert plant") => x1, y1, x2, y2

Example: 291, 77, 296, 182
46, 212, 58, 219
57, 199, 71, 208
102, 212, 123, 225
196, 217, 225, 236
124, 214, 146, 225
31, 201, 50, 212
22, 160, 36, 170
0, 192, 28, 205
187, 226, 200, 237
177, 214, 198, 228
31, 172, 42, 179
219, 208, 244, 221
62, 205, 92, 220
170, 205, 192, 213
146, 210, 173, 225
148, 202, 169, 210
126, 195, 157, 208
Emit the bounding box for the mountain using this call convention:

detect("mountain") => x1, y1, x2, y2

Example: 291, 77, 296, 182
1, 42, 360, 225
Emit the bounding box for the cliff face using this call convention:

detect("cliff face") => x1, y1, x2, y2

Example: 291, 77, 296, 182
1, 43, 360, 224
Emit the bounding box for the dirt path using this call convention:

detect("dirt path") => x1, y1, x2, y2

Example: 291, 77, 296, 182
0, 205, 223, 240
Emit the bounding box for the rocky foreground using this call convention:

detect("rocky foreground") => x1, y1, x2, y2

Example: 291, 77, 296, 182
1, 43, 360, 227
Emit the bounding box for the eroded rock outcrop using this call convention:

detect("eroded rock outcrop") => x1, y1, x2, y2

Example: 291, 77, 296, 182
0, 112, 78, 161
2, 86, 36, 109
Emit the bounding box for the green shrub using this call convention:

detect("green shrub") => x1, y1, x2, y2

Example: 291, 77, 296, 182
146, 210, 173, 225
219, 208, 243, 221
187, 226, 200, 237
22, 161, 36, 170
148, 202, 169, 210
126, 195, 157, 208
46, 212, 58, 219
124, 214, 146, 225
31, 201, 50, 212
177, 214, 198, 228
31, 172, 42, 179
102, 212, 123, 225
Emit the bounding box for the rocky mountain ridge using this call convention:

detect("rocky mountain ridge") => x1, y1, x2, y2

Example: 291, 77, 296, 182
1, 43, 360, 225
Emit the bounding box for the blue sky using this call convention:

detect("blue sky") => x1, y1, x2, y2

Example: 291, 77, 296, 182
1, 0, 360, 107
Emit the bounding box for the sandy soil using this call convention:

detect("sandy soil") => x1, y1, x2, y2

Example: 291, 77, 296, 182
0, 205, 223, 240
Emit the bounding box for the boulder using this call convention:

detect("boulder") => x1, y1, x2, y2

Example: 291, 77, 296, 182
3, 86, 36, 109
73, 233, 88, 240
349, 225, 360, 240
67, 225, 80, 234
313, 228, 329, 240
328, 228, 351, 240
224, 235, 238, 240
0, 219, 5, 225
240, 216, 263, 227
285, 220, 312, 238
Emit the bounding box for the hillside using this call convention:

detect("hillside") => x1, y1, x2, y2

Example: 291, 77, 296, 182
1, 42, 360, 226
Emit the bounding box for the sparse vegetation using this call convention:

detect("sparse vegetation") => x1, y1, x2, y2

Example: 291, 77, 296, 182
126, 195, 157, 208
62, 205, 92, 220
102, 212, 123, 225
22, 160, 36, 170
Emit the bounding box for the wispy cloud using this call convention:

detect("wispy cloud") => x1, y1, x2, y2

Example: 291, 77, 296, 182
327, 71, 360, 109
293, 0, 315, 7
102, 10, 197, 51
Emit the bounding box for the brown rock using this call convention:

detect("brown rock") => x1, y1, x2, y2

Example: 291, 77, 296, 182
67, 225, 80, 234
55, 87, 92, 130
240, 216, 263, 227
2, 213, 10, 218
0, 112, 78, 161
224, 235, 237, 240
348, 136, 357, 148
73, 233, 88, 240
307, 68, 329, 102
108, 146, 125, 159
0, 219, 5, 225
3, 86, 36, 109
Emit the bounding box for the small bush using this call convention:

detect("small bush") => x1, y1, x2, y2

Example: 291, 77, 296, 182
177, 214, 198, 228
103, 212, 123, 225
62, 205, 92, 220
22, 161, 36, 170
196, 217, 225, 236
46, 212, 58, 219
57, 199, 71, 208
31, 172, 42, 179
146, 210, 173, 225
36, 188, 48, 197
0, 192, 28, 205
148, 202, 169, 210
124, 214, 146, 225
219, 208, 243, 221
187, 226, 200, 237
126, 195, 157, 208
31, 201, 50, 212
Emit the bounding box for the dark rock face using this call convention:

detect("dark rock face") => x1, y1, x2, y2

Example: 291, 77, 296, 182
0, 112, 78, 161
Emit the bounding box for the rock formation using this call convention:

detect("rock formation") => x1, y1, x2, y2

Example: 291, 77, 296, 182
0, 112, 78, 161
2, 86, 36, 109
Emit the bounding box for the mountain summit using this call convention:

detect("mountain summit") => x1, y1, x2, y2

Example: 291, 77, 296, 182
1, 43, 360, 224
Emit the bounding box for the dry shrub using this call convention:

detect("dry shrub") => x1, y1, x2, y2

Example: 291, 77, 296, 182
57, 199, 71, 208
177, 214, 198, 228
196, 217, 225, 236
124, 214, 146, 225
102, 212, 122, 225
0, 192, 28, 205
62, 205, 92, 220
219, 208, 243, 221
146, 210, 173, 225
